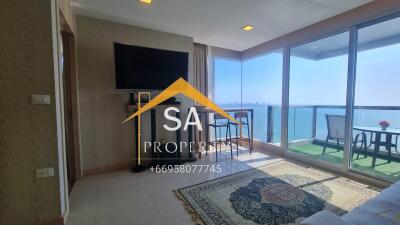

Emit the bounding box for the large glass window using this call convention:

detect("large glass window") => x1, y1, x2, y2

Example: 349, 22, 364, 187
351, 17, 400, 181
213, 58, 242, 140
242, 50, 283, 145
212, 14, 400, 183
214, 58, 242, 107
214, 52, 283, 146
288, 32, 350, 166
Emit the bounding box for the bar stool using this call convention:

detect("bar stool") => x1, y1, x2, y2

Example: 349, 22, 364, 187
208, 113, 233, 161
229, 111, 251, 154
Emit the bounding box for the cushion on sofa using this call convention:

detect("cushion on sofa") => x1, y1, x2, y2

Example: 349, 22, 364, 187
342, 207, 400, 225
301, 210, 355, 225
302, 181, 400, 225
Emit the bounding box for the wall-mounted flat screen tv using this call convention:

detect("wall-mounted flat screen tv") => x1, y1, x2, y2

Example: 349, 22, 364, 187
114, 43, 188, 90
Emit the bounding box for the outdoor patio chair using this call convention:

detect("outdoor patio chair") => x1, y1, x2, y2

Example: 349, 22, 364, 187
323, 114, 345, 154
323, 114, 368, 159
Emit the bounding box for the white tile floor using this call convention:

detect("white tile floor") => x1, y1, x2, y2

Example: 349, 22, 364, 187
66, 148, 283, 225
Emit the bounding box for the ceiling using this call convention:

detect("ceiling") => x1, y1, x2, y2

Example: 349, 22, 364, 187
291, 16, 400, 60
71, 0, 374, 51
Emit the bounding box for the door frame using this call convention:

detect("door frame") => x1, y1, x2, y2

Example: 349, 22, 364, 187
59, 14, 82, 191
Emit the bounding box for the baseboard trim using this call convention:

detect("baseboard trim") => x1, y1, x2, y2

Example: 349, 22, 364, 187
83, 163, 133, 177
36, 217, 64, 225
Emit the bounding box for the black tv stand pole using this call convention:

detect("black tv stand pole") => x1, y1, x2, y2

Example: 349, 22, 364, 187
130, 102, 184, 172
131, 115, 146, 173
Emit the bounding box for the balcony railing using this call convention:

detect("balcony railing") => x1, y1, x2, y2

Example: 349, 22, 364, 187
265, 105, 400, 144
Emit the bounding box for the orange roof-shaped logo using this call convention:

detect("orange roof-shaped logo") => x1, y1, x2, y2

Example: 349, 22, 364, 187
123, 77, 239, 124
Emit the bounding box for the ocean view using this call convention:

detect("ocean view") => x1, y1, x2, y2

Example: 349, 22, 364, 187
217, 103, 400, 144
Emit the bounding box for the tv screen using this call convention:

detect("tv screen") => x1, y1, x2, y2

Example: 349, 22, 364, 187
114, 43, 188, 90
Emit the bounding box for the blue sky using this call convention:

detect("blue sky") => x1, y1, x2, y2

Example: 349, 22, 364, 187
215, 43, 400, 107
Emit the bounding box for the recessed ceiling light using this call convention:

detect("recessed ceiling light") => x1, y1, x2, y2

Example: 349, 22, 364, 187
242, 25, 254, 31
138, 0, 152, 5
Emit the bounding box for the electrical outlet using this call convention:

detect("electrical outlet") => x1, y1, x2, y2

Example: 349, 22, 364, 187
31, 94, 51, 105
36, 167, 55, 178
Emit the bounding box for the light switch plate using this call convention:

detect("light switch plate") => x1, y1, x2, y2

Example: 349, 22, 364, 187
36, 167, 55, 178
31, 95, 51, 105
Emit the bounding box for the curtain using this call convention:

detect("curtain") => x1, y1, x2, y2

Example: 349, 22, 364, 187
193, 43, 210, 150
193, 43, 209, 97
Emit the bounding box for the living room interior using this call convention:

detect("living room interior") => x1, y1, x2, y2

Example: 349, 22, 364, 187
2, 1, 400, 225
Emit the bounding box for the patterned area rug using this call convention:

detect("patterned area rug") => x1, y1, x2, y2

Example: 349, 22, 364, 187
176, 161, 378, 225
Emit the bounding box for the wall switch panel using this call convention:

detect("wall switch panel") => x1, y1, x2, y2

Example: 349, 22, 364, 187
31, 94, 51, 105
36, 167, 55, 178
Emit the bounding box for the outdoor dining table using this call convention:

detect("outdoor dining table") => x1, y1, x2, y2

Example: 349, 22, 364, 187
353, 126, 400, 167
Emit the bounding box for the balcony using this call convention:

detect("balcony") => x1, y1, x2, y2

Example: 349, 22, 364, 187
261, 105, 400, 181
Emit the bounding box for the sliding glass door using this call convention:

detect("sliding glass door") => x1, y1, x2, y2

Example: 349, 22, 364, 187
288, 32, 350, 166
285, 15, 400, 181
351, 16, 400, 181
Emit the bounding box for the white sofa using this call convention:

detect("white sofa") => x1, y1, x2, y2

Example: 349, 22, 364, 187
301, 181, 400, 225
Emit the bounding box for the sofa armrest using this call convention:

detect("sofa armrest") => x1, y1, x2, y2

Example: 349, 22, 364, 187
301, 210, 355, 225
